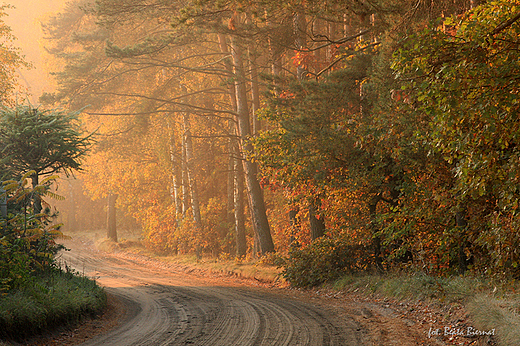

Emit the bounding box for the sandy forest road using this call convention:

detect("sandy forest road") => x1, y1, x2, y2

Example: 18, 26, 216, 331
57, 239, 446, 346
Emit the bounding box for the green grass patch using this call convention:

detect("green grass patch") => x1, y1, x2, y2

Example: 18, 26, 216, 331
0, 269, 106, 342
333, 272, 490, 303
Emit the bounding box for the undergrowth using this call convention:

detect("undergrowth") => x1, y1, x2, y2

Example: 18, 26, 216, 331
0, 268, 106, 342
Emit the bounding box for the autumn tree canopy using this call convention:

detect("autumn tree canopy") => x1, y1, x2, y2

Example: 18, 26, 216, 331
0, 4, 28, 105
38, 0, 520, 281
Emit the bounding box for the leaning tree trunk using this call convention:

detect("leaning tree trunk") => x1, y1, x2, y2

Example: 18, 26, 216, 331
107, 193, 118, 242
230, 34, 275, 255
218, 33, 247, 254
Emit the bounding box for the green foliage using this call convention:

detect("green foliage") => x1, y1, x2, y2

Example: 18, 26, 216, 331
0, 173, 65, 292
0, 104, 94, 181
0, 268, 106, 341
394, 1, 520, 207
392, 0, 520, 277
282, 237, 371, 288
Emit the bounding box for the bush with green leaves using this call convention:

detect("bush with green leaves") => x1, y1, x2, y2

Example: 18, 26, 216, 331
0, 172, 65, 292
282, 236, 372, 288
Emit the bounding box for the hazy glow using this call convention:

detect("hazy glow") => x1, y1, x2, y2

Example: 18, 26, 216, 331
4, 0, 67, 103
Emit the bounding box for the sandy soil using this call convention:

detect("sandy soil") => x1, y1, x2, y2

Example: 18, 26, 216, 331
21, 238, 490, 346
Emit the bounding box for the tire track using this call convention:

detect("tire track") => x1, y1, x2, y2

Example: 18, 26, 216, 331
61, 241, 365, 346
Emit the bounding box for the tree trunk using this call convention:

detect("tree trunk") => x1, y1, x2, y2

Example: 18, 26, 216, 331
168, 120, 182, 222
218, 33, 239, 233
248, 47, 261, 134
265, 11, 283, 83
67, 180, 76, 232
234, 154, 247, 257
369, 195, 383, 272
107, 193, 118, 242
309, 198, 325, 240
181, 135, 190, 218
230, 34, 275, 255
455, 210, 468, 274
293, 10, 307, 80
288, 205, 300, 246
31, 173, 42, 214
183, 112, 202, 230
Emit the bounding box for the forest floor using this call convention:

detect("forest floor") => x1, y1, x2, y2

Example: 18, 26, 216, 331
17, 232, 499, 346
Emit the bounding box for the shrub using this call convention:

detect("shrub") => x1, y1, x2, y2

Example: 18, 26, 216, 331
0, 173, 65, 292
282, 236, 372, 287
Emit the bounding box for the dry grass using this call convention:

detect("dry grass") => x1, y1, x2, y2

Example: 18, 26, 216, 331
467, 294, 520, 346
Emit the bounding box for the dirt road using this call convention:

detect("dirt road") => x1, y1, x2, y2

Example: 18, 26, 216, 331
57, 239, 447, 346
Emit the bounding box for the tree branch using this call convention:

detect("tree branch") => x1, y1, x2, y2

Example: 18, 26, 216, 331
492, 11, 520, 36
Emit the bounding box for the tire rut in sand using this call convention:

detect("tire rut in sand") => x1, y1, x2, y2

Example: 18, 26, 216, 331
62, 242, 366, 346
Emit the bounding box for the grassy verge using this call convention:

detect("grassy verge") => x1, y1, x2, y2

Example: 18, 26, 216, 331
332, 272, 520, 346
0, 269, 106, 342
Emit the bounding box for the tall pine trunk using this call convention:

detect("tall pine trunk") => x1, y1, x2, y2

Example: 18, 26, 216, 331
230, 34, 275, 255
181, 135, 190, 218
219, 33, 247, 255
234, 153, 247, 257
183, 112, 202, 231
168, 120, 182, 222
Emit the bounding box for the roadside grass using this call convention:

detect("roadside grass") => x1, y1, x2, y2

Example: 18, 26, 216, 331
332, 272, 520, 346
466, 294, 520, 346
0, 268, 106, 342
332, 272, 490, 303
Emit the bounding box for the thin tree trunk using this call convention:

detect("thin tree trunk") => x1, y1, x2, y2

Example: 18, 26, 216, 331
294, 10, 307, 80
67, 180, 76, 232
183, 112, 202, 230
181, 135, 190, 218
230, 34, 275, 255
293, 13, 327, 240
369, 195, 382, 272
234, 154, 247, 257
168, 120, 182, 221
289, 205, 300, 246
249, 50, 261, 134
266, 11, 283, 82
455, 210, 468, 274
107, 193, 118, 242
31, 173, 42, 214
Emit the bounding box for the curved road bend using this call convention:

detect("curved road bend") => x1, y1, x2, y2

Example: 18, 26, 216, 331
60, 241, 368, 346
